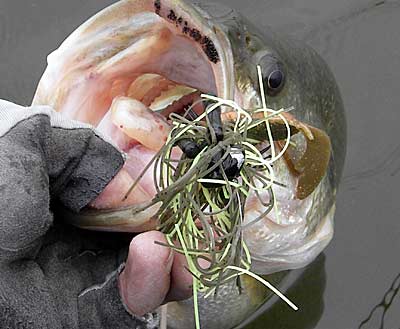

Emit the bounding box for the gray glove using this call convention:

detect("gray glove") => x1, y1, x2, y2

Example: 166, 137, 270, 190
0, 100, 158, 329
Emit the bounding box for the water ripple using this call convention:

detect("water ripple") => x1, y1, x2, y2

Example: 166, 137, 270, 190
343, 144, 400, 185
358, 272, 400, 329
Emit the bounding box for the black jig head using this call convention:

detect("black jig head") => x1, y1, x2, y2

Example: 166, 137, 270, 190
176, 100, 245, 188
203, 147, 245, 188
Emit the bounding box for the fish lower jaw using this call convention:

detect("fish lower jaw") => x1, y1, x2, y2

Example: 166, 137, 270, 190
247, 203, 335, 275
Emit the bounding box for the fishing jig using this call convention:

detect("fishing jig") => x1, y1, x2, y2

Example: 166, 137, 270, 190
177, 101, 245, 187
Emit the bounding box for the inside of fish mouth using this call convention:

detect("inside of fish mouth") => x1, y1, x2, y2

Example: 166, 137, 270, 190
103, 20, 219, 148
121, 73, 205, 118
88, 15, 221, 210
126, 23, 217, 110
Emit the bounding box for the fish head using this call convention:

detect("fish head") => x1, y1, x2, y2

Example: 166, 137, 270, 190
33, 1, 346, 328
181, 1, 347, 274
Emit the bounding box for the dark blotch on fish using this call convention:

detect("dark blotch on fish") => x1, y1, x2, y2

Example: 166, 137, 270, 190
167, 10, 184, 28
190, 29, 202, 42
154, 0, 161, 15
154, 5, 220, 64
201, 36, 220, 64
167, 10, 177, 22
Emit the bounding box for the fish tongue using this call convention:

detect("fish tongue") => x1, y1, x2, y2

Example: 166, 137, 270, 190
97, 109, 135, 151
110, 96, 171, 151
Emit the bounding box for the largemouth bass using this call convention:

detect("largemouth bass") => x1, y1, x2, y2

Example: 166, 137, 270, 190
33, 0, 346, 328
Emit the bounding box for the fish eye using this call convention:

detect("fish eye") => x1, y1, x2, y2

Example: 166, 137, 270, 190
260, 54, 285, 96
267, 70, 284, 90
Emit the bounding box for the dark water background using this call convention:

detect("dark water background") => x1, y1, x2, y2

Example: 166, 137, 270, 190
0, 0, 399, 328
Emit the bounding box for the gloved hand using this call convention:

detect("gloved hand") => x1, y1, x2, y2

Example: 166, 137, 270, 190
0, 100, 192, 329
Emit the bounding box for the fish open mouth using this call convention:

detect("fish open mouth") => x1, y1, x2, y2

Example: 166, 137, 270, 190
32, 1, 337, 284
33, 0, 332, 237
33, 0, 231, 216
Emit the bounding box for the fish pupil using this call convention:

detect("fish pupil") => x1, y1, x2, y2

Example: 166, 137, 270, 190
259, 54, 286, 95
268, 70, 284, 90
